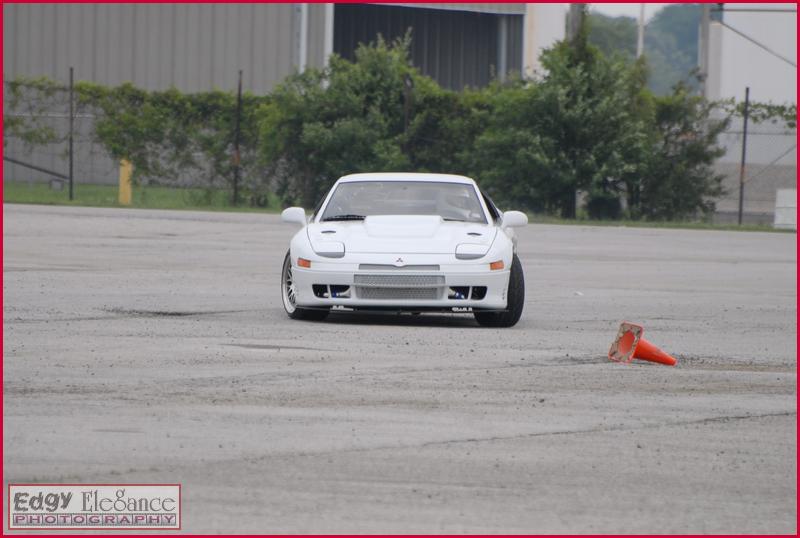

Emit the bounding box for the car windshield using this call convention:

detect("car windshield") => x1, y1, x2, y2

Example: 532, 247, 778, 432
320, 181, 487, 223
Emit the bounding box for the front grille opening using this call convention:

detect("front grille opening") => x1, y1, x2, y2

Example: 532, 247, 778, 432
471, 286, 488, 300
312, 284, 329, 298
357, 287, 439, 300
448, 286, 470, 300
354, 274, 444, 288
329, 285, 351, 298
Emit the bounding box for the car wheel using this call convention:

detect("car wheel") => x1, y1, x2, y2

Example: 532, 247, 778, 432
281, 251, 329, 321
474, 254, 524, 328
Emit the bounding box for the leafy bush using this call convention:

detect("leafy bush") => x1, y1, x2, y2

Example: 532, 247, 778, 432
8, 22, 777, 220
259, 35, 452, 207
75, 83, 270, 204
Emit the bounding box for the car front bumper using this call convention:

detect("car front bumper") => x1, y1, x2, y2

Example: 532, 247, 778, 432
291, 260, 510, 310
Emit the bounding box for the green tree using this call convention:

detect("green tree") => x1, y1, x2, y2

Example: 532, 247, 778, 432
588, 4, 702, 96
587, 11, 637, 59
259, 36, 417, 208
470, 16, 651, 218
635, 83, 729, 220
645, 3, 702, 95
401, 79, 491, 175
259, 34, 491, 208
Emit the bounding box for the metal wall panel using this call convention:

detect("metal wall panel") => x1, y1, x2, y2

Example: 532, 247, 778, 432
3, 3, 302, 93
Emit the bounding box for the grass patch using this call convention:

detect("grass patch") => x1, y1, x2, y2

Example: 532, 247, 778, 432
2, 181, 282, 213
3, 181, 793, 233
530, 215, 794, 233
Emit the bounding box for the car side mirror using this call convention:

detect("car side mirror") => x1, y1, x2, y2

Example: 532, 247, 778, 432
501, 210, 528, 229
281, 207, 307, 226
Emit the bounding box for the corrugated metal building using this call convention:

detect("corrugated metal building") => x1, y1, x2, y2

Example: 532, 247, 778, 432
4, 3, 320, 94
3, 3, 560, 184
4, 3, 527, 92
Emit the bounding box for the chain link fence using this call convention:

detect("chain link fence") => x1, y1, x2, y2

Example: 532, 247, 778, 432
713, 116, 797, 225
3, 74, 273, 208
3, 77, 118, 191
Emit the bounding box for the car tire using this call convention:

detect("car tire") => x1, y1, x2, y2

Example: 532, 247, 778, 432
281, 251, 329, 321
474, 254, 524, 328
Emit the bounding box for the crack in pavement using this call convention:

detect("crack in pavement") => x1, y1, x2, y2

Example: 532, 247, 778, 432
271, 410, 798, 458
10, 411, 793, 485
4, 308, 261, 324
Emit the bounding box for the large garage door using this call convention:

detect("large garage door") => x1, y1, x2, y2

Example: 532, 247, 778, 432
333, 4, 522, 90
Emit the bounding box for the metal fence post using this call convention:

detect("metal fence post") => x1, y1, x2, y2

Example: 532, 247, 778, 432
68, 66, 74, 201
738, 86, 750, 225
232, 69, 242, 206
403, 73, 414, 132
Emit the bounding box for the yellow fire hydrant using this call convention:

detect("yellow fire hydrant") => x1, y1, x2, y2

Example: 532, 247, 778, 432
118, 159, 133, 206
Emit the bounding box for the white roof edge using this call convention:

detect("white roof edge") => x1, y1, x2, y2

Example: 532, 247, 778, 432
337, 172, 476, 184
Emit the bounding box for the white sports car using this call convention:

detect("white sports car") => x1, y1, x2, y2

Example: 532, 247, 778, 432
280, 173, 528, 327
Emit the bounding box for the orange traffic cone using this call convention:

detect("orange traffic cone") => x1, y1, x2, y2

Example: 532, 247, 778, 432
608, 321, 677, 366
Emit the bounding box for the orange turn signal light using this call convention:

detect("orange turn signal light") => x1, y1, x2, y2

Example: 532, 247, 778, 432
489, 260, 504, 271
297, 258, 311, 268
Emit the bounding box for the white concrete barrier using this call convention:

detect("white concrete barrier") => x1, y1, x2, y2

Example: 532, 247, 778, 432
774, 189, 797, 230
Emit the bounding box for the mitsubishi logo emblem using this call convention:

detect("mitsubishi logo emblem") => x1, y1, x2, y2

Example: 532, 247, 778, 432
395, 257, 404, 266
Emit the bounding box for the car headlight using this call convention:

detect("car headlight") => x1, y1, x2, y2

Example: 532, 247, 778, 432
312, 240, 345, 258
455, 243, 489, 260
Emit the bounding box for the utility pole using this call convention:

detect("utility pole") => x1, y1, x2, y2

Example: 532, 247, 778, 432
567, 3, 585, 42
497, 15, 508, 82
737, 87, 750, 226
232, 69, 242, 206
565, 3, 585, 219
636, 3, 645, 58
296, 3, 308, 73
68, 66, 74, 201
698, 3, 711, 97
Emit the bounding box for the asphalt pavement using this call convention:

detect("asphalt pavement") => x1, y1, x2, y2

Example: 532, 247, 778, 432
3, 203, 796, 533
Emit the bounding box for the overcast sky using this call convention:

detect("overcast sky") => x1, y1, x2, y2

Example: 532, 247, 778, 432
589, 3, 674, 22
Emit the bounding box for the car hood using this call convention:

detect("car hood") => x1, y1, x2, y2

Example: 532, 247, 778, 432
307, 215, 496, 255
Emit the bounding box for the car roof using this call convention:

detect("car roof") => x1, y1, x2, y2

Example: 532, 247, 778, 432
336, 173, 477, 186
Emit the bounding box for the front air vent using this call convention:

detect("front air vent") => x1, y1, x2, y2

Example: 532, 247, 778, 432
313, 284, 351, 298
312, 284, 329, 298
471, 286, 487, 300
329, 285, 351, 298
448, 286, 470, 300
